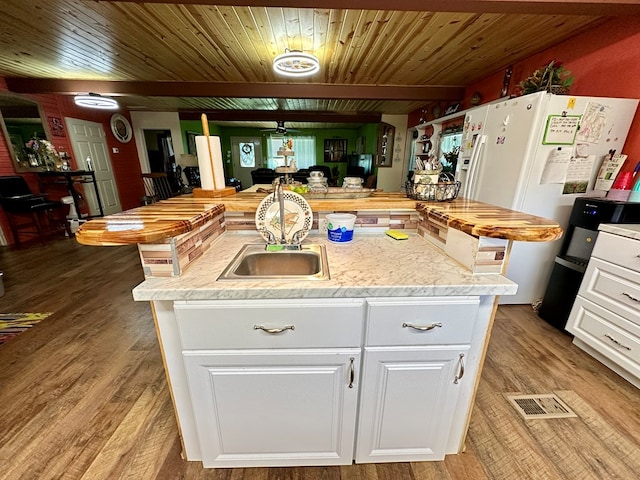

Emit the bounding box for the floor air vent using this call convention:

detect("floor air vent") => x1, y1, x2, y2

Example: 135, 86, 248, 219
505, 393, 577, 420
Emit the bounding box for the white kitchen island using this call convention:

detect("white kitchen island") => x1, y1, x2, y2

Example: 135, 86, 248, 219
132, 231, 517, 467
76, 193, 562, 469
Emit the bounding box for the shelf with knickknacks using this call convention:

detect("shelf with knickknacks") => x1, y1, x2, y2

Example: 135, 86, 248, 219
407, 132, 461, 202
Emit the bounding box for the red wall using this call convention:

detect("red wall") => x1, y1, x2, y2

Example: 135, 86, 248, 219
410, 17, 640, 174
1, 81, 144, 244
54, 95, 144, 210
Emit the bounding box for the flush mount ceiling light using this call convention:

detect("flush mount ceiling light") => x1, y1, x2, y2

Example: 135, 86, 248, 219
73, 93, 119, 109
273, 50, 320, 77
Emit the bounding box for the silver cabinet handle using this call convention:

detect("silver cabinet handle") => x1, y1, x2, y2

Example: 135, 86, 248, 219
402, 322, 443, 331
604, 334, 631, 351
622, 292, 640, 303
253, 324, 295, 334
454, 353, 465, 384
348, 357, 355, 389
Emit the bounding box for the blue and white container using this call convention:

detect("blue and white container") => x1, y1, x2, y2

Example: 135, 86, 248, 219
326, 213, 356, 243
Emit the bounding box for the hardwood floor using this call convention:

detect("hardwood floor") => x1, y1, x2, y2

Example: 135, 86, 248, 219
1, 238, 639, 480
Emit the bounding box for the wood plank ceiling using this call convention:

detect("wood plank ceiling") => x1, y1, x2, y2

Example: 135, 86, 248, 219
0, 0, 634, 128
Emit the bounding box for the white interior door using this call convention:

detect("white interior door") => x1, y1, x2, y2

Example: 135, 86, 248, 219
231, 137, 262, 189
65, 118, 122, 216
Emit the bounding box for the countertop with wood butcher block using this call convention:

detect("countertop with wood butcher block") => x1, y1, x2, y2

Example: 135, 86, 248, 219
75, 191, 562, 246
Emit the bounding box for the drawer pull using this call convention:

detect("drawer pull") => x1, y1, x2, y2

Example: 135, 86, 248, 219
253, 325, 295, 334
622, 292, 640, 303
348, 357, 355, 389
454, 353, 465, 384
402, 322, 443, 331
604, 334, 631, 351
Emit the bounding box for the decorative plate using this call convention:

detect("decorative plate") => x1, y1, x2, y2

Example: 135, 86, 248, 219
255, 190, 312, 243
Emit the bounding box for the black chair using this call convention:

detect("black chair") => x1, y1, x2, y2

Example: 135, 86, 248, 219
183, 166, 201, 188
250, 168, 277, 186
293, 168, 311, 183
0, 175, 71, 246
141, 173, 175, 204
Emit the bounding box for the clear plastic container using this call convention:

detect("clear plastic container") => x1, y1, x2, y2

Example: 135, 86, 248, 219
307, 176, 328, 193
342, 177, 363, 189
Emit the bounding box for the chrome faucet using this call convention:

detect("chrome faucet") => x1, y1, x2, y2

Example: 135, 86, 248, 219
275, 177, 287, 244
267, 177, 302, 250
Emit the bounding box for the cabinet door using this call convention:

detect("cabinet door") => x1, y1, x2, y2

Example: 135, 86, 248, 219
183, 349, 360, 468
355, 345, 469, 463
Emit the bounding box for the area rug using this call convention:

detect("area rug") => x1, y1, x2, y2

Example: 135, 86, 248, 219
0, 313, 53, 346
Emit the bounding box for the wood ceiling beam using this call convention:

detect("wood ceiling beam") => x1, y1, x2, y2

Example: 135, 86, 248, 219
178, 110, 382, 123
101, 0, 640, 16
5, 79, 464, 102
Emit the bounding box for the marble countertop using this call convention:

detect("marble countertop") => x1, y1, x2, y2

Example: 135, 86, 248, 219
76, 193, 562, 246
132, 231, 517, 301
599, 223, 640, 240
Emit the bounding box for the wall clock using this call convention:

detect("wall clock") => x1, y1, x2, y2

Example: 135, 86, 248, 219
110, 114, 132, 143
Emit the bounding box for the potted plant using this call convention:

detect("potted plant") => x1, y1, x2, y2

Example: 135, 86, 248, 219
442, 146, 460, 174
519, 60, 574, 95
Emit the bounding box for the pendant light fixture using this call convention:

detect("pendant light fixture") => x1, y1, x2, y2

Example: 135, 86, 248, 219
273, 49, 320, 77
74, 93, 119, 109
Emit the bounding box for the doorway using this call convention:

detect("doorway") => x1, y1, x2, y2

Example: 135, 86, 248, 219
231, 137, 262, 189
143, 129, 181, 193
65, 118, 122, 216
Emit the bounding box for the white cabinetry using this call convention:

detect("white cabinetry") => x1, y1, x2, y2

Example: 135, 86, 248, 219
567, 230, 640, 388
356, 297, 477, 463
183, 350, 359, 467
175, 298, 364, 468
167, 295, 486, 467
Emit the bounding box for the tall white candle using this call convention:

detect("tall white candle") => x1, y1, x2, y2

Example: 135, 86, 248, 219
195, 136, 226, 190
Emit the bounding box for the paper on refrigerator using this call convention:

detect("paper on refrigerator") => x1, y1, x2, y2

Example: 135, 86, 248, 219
594, 153, 627, 191
195, 136, 226, 190
540, 147, 571, 184
562, 155, 595, 194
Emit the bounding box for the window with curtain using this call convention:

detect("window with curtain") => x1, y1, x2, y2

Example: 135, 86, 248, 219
266, 135, 316, 169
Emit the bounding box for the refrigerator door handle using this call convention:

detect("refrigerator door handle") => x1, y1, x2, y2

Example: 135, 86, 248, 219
464, 134, 487, 199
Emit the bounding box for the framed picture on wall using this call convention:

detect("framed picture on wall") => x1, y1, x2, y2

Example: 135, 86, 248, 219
186, 131, 199, 154
324, 139, 347, 162
48, 116, 64, 136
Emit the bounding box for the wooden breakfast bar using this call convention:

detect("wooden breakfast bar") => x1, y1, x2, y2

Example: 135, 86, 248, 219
75, 191, 562, 247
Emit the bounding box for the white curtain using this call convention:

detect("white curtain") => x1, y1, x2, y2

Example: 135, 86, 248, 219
267, 135, 316, 169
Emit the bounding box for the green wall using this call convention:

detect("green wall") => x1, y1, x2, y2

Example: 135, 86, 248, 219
178, 121, 379, 185
180, 120, 223, 155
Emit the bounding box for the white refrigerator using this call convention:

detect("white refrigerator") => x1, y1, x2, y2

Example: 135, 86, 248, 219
456, 91, 639, 304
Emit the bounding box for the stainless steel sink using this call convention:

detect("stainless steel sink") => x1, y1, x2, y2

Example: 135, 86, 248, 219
217, 244, 330, 281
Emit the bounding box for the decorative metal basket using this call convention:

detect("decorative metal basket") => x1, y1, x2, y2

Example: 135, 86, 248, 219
405, 180, 461, 202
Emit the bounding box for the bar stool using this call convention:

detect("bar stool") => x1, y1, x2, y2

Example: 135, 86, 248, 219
0, 176, 71, 246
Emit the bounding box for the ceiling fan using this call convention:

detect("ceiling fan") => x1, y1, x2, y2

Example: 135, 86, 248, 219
261, 121, 300, 135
